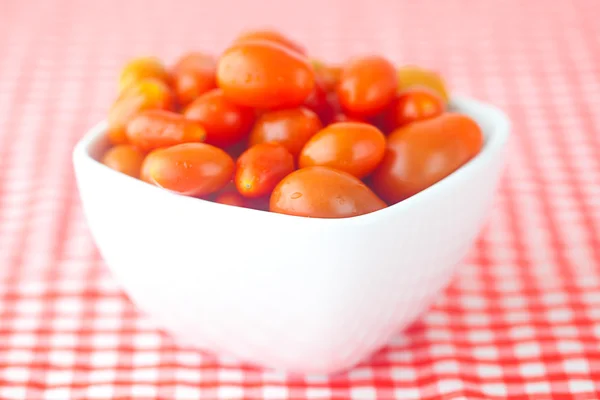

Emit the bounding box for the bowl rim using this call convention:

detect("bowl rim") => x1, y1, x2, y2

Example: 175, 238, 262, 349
73, 95, 510, 227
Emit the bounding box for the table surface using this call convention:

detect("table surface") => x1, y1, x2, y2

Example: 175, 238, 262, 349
1, 0, 600, 399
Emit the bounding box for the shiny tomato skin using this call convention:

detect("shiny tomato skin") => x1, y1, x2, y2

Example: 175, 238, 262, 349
234, 29, 306, 55
184, 88, 255, 147
217, 40, 315, 109
119, 57, 168, 93
397, 65, 449, 102
126, 110, 206, 152
372, 113, 484, 203
337, 56, 397, 117
102, 145, 145, 178
382, 88, 445, 132
214, 191, 247, 207
235, 143, 295, 198
141, 143, 234, 196
299, 122, 386, 179
270, 166, 386, 218
171, 52, 217, 107
249, 107, 322, 157
108, 78, 173, 145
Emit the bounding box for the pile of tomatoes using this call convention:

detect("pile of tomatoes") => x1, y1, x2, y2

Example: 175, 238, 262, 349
102, 29, 483, 219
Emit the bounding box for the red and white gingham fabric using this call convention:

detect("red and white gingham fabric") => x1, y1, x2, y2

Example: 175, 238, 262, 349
1, 0, 600, 398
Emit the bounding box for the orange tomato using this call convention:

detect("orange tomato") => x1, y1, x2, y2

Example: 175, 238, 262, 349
397, 65, 449, 102
249, 107, 322, 157
234, 29, 306, 55
102, 145, 145, 178
299, 122, 386, 179
171, 52, 217, 107
118, 57, 168, 93
107, 78, 173, 145
337, 56, 397, 117
235, 143, 295, 198
126, 110, 206, 152
270, 166, 386, 218
372, 113, 484, 203
141, 143, 234, 196
217, 40, 315, 109
382, 88, 445, 132
184, 88, 255, 147
214, 191, 247, 207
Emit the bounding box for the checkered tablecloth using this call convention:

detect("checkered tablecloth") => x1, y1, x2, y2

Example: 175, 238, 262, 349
1, 0, 600, 398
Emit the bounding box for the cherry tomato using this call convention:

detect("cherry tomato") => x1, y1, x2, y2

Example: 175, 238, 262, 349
311, 59, 341, 91
382, 88, 445, 132
171, 52, 217, 107
249, 107, 322, 157
184, 88, 255, 147
214, 191, 247, 207
126, 110, 206, 152
397, 65, 449, 102
372, 113, 484, 203
234, 29, 306, 55
236, 143, 295, 198
270, 166, 386, 218
141, 143, 234, 196
119, 57, 168, 93
337, 56, 397, 117
217, 40, 315, 109
303, 77, 336, 124
102, 145, 145, 178
299, 122, 386, 179
108, 79, 173, 145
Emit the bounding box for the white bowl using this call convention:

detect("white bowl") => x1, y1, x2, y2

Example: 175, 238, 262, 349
73, 96, 510, 374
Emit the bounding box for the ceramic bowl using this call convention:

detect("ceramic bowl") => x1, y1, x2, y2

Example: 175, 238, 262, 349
73, 96, 510, 374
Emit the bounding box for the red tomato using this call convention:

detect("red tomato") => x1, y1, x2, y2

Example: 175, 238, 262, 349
184, 88, 255, 147
270, 166, 386, 218
108, 78, 173, 145
382, 88, 445, 132
303, 77, 337, 124
337, 56, 397, 117
126, 110, 206, 152
299, 122, 386, 179
119, 57, 168, 93
235, 143, 295, 198
171, 52, 217, 107
102, 145, 145, 178
214, 191, 247, 207
234, 29, 306, 55
217, 40, 315, 109
372, 113, 484, 203
141, 143, 234, 196
249, 107, 322, 157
